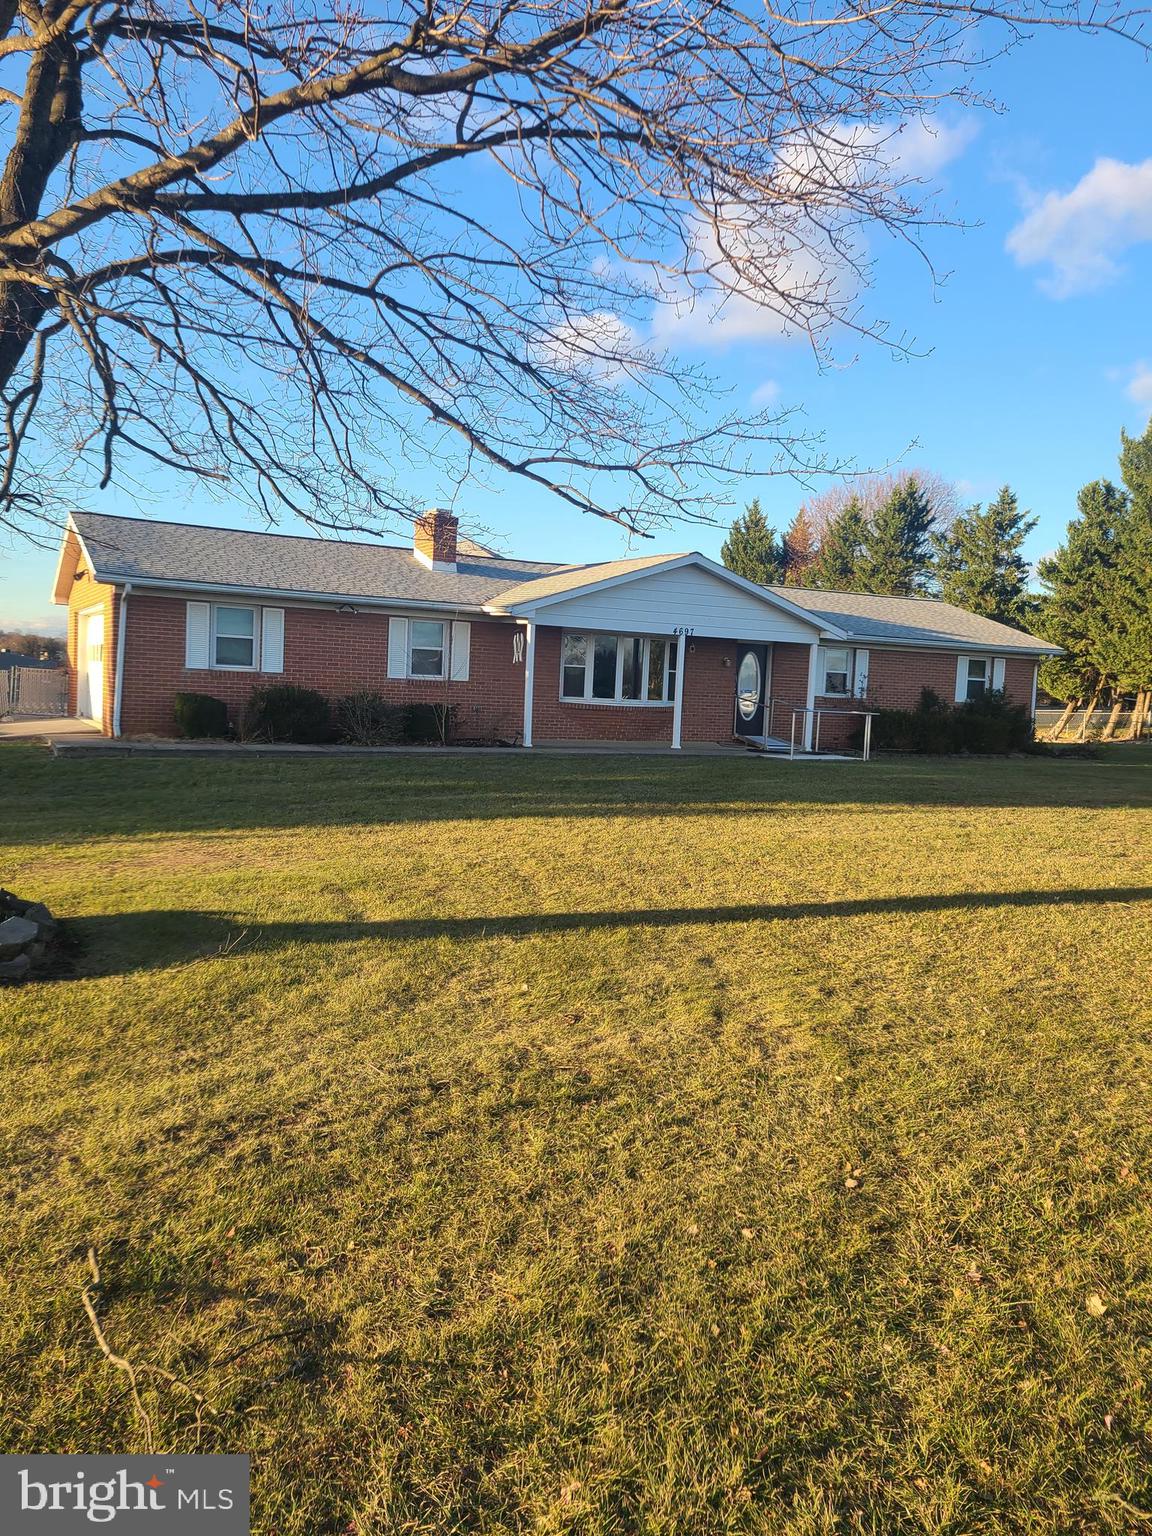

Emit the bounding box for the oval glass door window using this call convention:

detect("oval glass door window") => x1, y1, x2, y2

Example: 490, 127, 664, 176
737, 651, 761, 720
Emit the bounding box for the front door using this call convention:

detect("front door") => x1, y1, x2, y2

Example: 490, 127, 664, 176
79, 611, 104, 724
734, 643, 769, 737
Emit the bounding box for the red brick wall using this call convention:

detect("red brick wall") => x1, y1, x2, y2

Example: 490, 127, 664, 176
812, 647, 1040, 749
118, 594, 523, 739
66, 568, 119, 734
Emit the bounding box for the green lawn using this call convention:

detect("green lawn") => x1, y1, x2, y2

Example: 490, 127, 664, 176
2, 742, 1152, 1535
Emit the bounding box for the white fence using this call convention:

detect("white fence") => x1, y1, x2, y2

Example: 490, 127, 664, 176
3, 666, 68, 717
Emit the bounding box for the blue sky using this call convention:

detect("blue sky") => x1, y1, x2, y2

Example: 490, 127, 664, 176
2, 25, 1150, 635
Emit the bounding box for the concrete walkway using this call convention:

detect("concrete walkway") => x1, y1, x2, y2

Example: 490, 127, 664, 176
31, 733, 856, 761
0, 716, 102, 741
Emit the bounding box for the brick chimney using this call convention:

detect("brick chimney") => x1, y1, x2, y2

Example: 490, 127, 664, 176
413, 508, 459, 571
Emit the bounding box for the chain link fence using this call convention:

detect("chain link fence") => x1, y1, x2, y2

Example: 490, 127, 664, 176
3, 666, 68, 717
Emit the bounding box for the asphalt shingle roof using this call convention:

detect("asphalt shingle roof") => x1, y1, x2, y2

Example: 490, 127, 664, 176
766, 584, 1059, 653
487, 553, 687, 608
71, 512, 563, 608
67, 512, 1058, 654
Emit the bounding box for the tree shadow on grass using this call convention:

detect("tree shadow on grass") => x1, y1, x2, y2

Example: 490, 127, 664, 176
53, 886, 1152, 978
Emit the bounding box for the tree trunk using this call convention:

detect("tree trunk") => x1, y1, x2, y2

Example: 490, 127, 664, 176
1074, 681, 1105, 741
1099, 694, 1125, 741
1126, 690, 1150, 741
1046, 699, 1078, 742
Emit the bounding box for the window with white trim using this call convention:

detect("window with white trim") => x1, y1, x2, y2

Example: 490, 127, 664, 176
409, 619, 446, 678
965, 656, 990, 702
560, 631, 678, 704
213, 605, 257, 668
821, 646, 853, 696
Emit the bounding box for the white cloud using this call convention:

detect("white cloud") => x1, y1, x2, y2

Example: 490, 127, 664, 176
649, 115, 974, 348
538, 310, 643, 383
750, 380, 781, 407
888, 117, 978, 178
1125, 362, 1152, 406
1006, 157, 1152, 297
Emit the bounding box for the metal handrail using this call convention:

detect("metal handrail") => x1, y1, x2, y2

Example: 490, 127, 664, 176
762, 695, 876, 761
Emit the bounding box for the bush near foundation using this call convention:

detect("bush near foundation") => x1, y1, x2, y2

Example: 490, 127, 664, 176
871, 687, 1033, 755
335, 692, 406, 746
247, 684, 333, 744
403, 702, 457, 743
173, 691, 229, 739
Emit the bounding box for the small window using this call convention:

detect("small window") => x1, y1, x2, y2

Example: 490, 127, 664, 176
214, 605, 256, 668
966, 657, 990, 702
562, 632, 587, 699
409, 619, 446, 677
822, 646, 852, 696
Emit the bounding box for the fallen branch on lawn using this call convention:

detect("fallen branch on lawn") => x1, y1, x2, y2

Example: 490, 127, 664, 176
80, 1246, 217, 1451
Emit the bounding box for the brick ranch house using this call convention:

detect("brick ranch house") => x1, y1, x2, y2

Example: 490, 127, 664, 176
54, 509, 1060, 750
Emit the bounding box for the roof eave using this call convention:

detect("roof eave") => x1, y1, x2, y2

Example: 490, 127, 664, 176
92, 574, 503, 616
845, 632, 1063, 656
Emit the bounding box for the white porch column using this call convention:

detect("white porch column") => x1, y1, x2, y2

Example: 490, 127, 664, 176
803, 641, 819, 751
671, 635, 686, 750
522, 621, 536, 748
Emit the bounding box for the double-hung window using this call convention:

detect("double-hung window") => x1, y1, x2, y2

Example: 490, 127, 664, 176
213, 605, 257, 668
560, 632, 678, 704
409, 619, 446, 678
965, 656, 990, 702
821, 646, 853, 696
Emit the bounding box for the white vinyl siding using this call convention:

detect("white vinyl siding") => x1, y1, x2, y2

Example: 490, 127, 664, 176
534, 564, 821, 645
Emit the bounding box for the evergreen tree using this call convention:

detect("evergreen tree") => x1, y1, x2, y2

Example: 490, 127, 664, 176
857, 477, 934, 595
1036, 478, 1127, 708
931, 485, 1038, 627
782, 505, 820, 585
720, 499, 789, 585
807, 497, 868, 590
1108, 421, 1152, 720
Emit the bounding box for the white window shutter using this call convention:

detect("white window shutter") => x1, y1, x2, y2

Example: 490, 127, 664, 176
853, 649, 870, 699
955, 655, 969, 703
450, 620, 471, 682
261, 607, 285, 673
186, 601, 211, 669
991, 656, 1006, 692
387, 617, 408, 679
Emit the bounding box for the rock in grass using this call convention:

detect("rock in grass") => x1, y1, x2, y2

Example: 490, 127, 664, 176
0, 953, 32, 981
0, 914, 38, 956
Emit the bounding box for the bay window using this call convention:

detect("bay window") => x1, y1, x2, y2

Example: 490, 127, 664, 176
560, 631, 678, 704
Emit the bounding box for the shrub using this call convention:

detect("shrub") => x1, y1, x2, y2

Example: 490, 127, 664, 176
335, 691, 406, 746
871, 686, 1032, 756
403, 702, 456, 743
247, 684, 333, 743
173, 691, 229, 739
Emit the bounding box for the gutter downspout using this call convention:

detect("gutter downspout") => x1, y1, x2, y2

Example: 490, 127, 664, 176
112, 581, 130, 738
